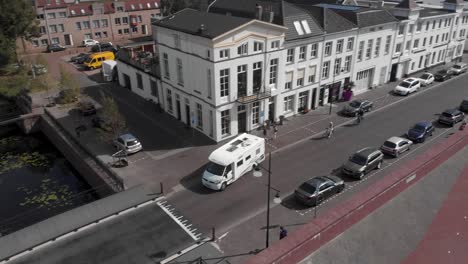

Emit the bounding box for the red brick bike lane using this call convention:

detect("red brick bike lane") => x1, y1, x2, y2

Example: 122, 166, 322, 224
402, 163, 468, 264
244, 129, 468, 264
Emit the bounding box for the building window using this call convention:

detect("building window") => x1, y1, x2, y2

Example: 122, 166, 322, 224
219, 49, 229, 59
220, 69, 229, 97
416, 22, 422, 32
324, 41, 332, 56
438, 19, 442, 28
418, 56, 424, 68
118, 29, 123, 35
47, 13, 56, 19
296, 69, 304, 86
117, 6, 124, 12
384, 35, 391, 54
374, 37, 381, 57
136, 73, 143, 89
150, 80, 158, 98
413, 39, 419, 49
103, 31, 108, 38
32, 40, 39, 47
435, 35, 439, 43
321, 61, 330, 79
286, 48, 294, 63
395, 43, 402, 53
123, 17, 129, 24
366, 39, 373, 59
176, 58, 184, 86
336, 39, 343, 53
123, 28, 129, 34
58, 12, 66, 18
40, 39, 48, 46
166, 89, 173, 113
285, 72, 292, 89
84, 33, 92, 39
237, 43, 248, 55
163, 53, 170, 79
58, 24, 64, 32
196, 103, 203, 129
357, 41, 364, 61
137, 15, 142, 23
347, 37, 354, 51
237, 65, 247, 97
95, 32, 102, 38
93, 20, 100, 28
39, 26, 46, 34
101, 19, 108, 28
253, 41, 263, 52
429, 36, 433, 45
207, 69, 212, 99
115, 18, 121, 25
83, 21, 90, 29
49, 25, 57, 33
173, 34, 180, 49
405, 40, 411, 51
269, 58, 278, 85
253, 62, 262, 93
221, 110, 230, 136
344, 56, 352, 72
408, 24, 414, 34
271, 40, 280, 49
308, 65, 316, 83
252, 102, 260, 125
398, 25, 405, 35
334, 58, 342, 75
432, 20, 436, 29
283, 95, 294, 112
51, 37, 59, 44
426, 21, 430, 31
298, 46, 306, 60
310, 43, 318, 58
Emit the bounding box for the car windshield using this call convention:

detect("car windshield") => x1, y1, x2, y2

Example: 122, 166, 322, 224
383, 141, 397, 148
126, 139, 139, 146
462, 100, 468, 106
206, 162, 226, 176
350, 154, 367, 166
437, 70, 447, 74
399, 81, 411, 88
349, 101, 361, 108
299, 182, 316, 194
413, 124, 426, 132
453, 65, 462, 69
420, 73, 431, 79
442, 112, 453, 117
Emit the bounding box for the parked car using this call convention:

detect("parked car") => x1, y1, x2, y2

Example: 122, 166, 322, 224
417, 72, 434, 86
434, 69, 454, 81
47, 44, 66, 53
70, 53, 89, 63
91, 116, 112, 132
438, 109, 465, 127
342, 147, 384, 179
83, 39, 99, 47
381, 136, 413, 157
75, 54, 90, 64
342, 100, 373, 116
460, 98, 468, 112
449, 63, 468, 75
406, 121, 434, 143
393, 78, 420, 96
28, 64, 47, 76
91, 42, 114, 53
294, 176, 345, 206
113, 133, 143, 154
78, 101, 96, 116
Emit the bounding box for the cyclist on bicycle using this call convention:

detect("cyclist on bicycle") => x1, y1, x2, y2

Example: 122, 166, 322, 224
327, 121, 334, 138
357, 109, 364, 124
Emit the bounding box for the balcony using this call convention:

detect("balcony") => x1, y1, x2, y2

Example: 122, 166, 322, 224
117, 48, 160, 78
237, 88, 271, 104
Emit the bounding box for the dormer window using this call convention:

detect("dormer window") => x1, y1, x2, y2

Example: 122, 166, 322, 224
237, 43, 248, 56
154, 2, 158, 8
147, 3, 151, 8
131, 4, 135, 10
70, 10, 76, 15
80, 9, 85, 14
139, 3, 143, 9
253, 41, 263, 52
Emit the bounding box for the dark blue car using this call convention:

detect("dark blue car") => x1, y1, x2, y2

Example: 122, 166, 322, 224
407, 121, 434, 143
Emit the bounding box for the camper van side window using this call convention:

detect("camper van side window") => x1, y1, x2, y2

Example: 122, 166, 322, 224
236, 160, 243, 167
245, 155, 251, 161
256, 149, 260, 155
225, 165, 232, 175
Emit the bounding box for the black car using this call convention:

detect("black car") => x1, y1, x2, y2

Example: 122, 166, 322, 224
438, 109, 465, 127
460, 98, 468, 112
91, 42, 115, 53
295, 176, 345, 206
47, 44, 66, 53
342, 100, 373, 116
434, 69, 454, 82
407, 121, 434, 143
70, 53, 89, 63
91, 116, 112, 132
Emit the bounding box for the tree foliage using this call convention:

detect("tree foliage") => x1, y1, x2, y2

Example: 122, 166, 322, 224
0, 0, 38, 66
100, 95, 127, 141
57, 65, 80, 104
0, 71, 30, 99
160, 0, 203, 16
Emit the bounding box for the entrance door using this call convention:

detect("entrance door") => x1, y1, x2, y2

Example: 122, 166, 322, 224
176, 100, 181, 120
268, 101, 275, 122
319, 87, 325, 106
379, 66, 387, 85
390, 63, 398, 82
123, 74, 131, 90
185, 104, 190, 126
238, 112, 247, 133
311, 89, 317, 109
328, 82, 341, 103
64, 34, 72, 46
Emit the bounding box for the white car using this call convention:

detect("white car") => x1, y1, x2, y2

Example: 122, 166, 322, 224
113, 133, 142, 154
449, 63, 468, 75
82, 39, 99, 47
394, 78, 420, 96
418, 72, 434, 86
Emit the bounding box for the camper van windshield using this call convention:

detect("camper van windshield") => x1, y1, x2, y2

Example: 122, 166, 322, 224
206, 162, 225, 176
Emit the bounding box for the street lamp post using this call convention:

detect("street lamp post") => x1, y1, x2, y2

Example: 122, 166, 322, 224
253, 152, 281, 249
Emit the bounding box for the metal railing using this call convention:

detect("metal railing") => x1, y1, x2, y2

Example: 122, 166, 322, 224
237, 88, 272, 104
117, 49, 160, 78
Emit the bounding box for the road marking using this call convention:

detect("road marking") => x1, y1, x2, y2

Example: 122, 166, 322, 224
157, 200, 202, 241
210, 242, 224, 254
146, 147, 193, 161
406, 174, 417, 183
218, 231, 230, 241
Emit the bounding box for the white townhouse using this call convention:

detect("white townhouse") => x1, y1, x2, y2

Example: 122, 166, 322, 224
118, 0, 468, 142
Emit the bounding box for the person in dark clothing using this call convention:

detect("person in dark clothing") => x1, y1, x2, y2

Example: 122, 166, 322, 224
279, 226, 288, 240
263, 126, 267, 139
357, 108, 364, 124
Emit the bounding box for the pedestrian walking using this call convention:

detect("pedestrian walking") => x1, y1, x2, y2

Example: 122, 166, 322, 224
273, 125, 278, 140
279, 226, 288, 240
356, 109, 364, 124
327, 121, 334, 139
263, 126, 267, 139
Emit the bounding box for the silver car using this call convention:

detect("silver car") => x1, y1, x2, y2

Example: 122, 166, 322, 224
342, 147, 384, 179
114, 133, 143, 154
381, 137, 413, 157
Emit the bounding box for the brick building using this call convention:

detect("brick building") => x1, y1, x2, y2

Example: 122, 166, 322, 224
17, 0, 161, 54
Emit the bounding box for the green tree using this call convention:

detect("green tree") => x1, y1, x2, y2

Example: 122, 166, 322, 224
57, 65, 80, 104
99, 95, 127, 142
0, 71, 30, 99
0, 0, 38, 66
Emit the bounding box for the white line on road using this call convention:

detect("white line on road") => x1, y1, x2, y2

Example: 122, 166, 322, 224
218, 231, 230, 241
157, 200, 200, 241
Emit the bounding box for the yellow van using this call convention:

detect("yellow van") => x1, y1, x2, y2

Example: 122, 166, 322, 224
84, 51, 115, 70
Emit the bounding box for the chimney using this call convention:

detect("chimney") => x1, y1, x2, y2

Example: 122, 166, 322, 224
255, 4, 263, 20
268, 11, 274, 23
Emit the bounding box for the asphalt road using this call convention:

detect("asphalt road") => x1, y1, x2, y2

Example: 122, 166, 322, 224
165, 74, 467, 236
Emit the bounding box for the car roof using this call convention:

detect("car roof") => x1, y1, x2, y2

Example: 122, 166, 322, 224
304, 176, 329, 187
443, 108, 460, 114
356, 147, 378, 157
415, 121, 432, 127
403, 78, 417, 83
119, 133, 137, 141
386, 136, 406, 144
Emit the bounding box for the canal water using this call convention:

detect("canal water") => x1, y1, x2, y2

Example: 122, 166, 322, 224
0, 126, 100, 236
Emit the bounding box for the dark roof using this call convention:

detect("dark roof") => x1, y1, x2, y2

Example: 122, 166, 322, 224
395, 0, 418, 9
124, 0, 160, 12
154, 9, 253, 39
282, 2, 324, 40
333, 9, 398, 27
419, 8, 454, 17
36, 0, 67, 9
209, 0, 284, 24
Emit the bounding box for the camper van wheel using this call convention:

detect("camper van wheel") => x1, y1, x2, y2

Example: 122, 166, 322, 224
220, 182, 227, 191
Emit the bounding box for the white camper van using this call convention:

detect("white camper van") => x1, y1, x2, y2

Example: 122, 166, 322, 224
102, 60, 117, 82
202, 133, 265, 191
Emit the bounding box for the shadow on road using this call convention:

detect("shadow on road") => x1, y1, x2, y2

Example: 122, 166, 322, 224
179, 164, 217, 195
